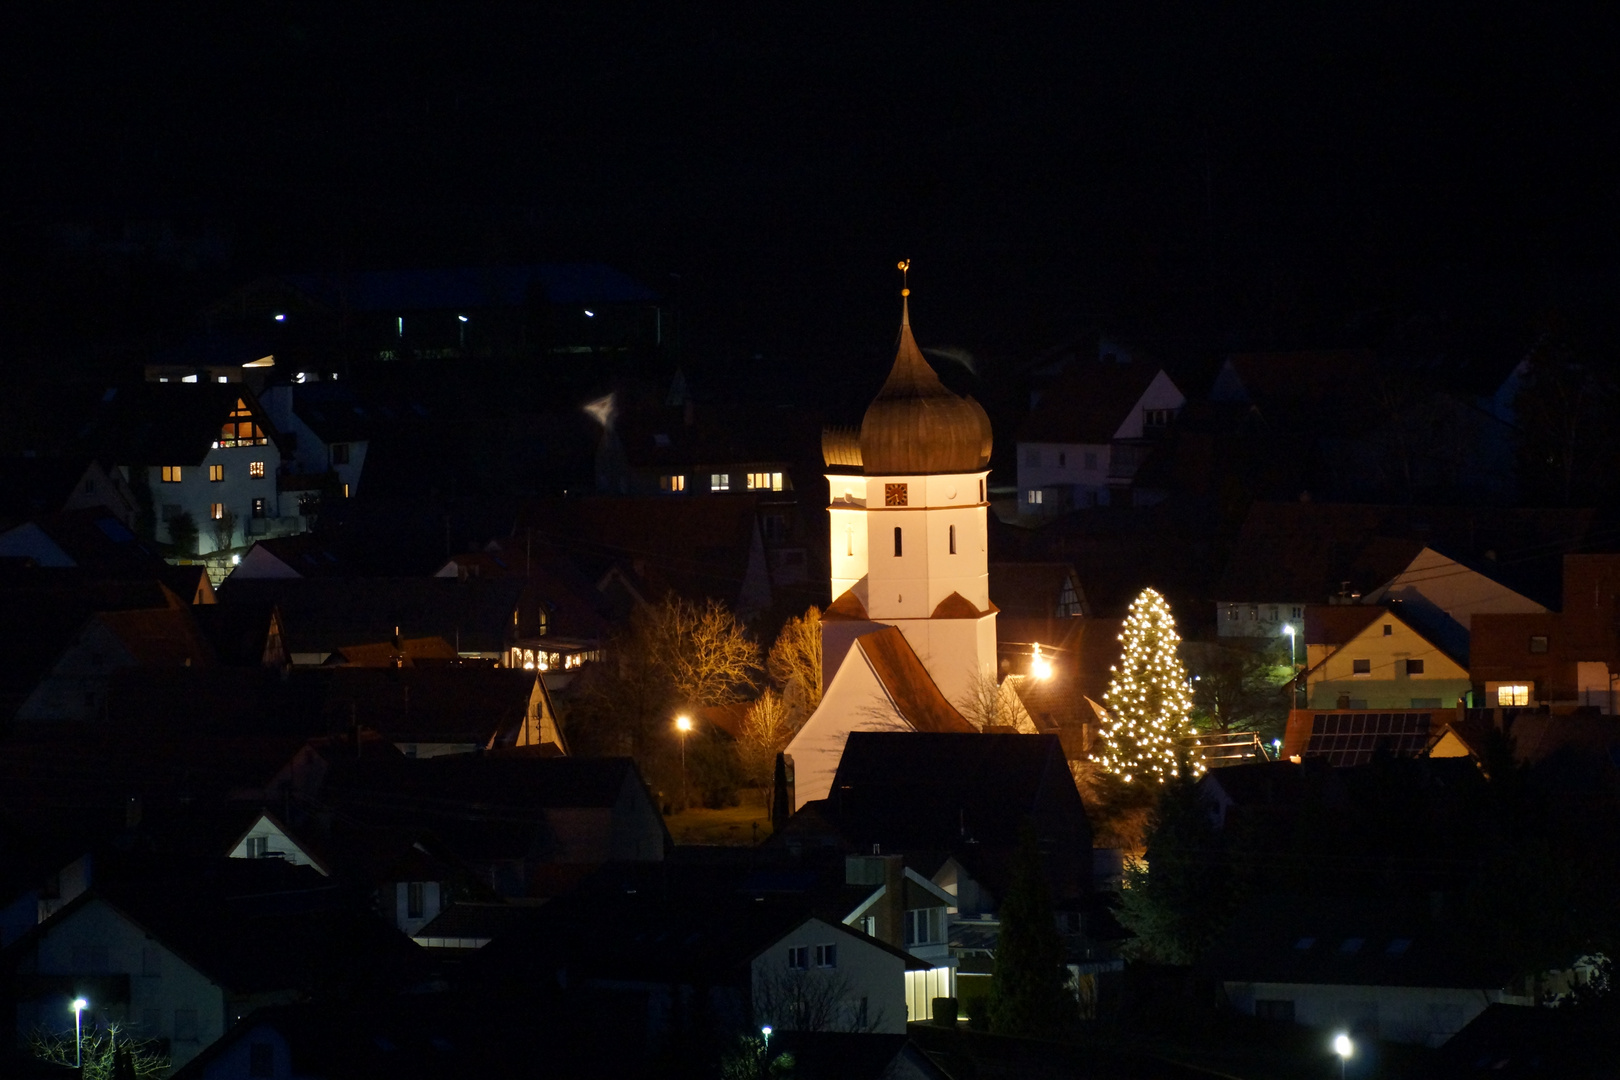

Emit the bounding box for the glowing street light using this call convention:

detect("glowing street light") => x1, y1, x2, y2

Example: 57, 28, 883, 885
1031, 643, 1053, 680
71, 998, 88, 1068
1333, 1033, 1353, 1078
675, 715, 693, 809
761, 1024, 772, 1049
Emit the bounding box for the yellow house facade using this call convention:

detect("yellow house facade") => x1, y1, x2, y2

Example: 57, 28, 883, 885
1304, 611, 1470, 710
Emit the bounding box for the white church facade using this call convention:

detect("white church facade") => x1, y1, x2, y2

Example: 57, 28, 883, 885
784, 293, 999, 808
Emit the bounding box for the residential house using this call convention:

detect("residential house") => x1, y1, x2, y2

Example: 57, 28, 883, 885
464, 891, 917, 1053
257, 382, 369, 506
1362, 545, 1551, 663
1213, 502, 1590, 640
3, 860, 427, 1072
1300, 605, 1470, 711
1016, 349, 1185, 515
215, 576, 529, 666
89, 383, 296, 553
1471, 554, 1620, 711
1209, 894, 1532, 1047
0, 456, 138, 529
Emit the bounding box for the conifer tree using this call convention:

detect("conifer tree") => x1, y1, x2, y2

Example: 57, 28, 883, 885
1096, 587, 1200, 783
986, 824, 1077, 1037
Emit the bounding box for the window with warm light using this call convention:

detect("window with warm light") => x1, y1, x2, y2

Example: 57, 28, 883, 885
219, 399, 266, 447
710, 473, 730, 491
161, 466, 182, 483
210, 503, 225, 520
209, 464, 224, 482
249, 460, 265, 478
1498, 684, 1530, 706
747, 471, 784, 492
660, 474, 686, 492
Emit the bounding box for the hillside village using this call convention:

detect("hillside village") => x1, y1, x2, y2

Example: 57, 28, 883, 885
1, 261, 1618, 1078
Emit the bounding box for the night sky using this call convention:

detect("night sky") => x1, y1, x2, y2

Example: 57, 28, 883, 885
5, 6, 1619, 394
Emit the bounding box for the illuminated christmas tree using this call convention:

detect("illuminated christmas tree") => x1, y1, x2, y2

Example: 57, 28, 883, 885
1096, 587, 1201, 783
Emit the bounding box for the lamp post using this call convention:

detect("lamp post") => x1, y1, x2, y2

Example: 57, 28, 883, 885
1031, 643, 1053, 680
1333, 1033, 1353, 1079
675, 715, 693, 810
71, 997, 88, 1069
1283, 623, 1298, 708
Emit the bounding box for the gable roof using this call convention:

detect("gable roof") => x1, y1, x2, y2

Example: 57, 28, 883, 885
1303, 605, 1385, 646
1019, 358, 1170, 444
826, 732, 1085, 850
853, 627, 974, 735
81, 382, 281, 466
989, 562, 1086, 619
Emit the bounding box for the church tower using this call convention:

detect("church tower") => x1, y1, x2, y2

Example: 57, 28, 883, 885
821, 285, 997, 712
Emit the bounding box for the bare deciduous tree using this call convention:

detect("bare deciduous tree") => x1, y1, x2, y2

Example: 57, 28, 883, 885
768, 606, 822, 722
753, 966, 887, 1033
738, 688, 799, 791
650, 596, 762, 707
29, 1024, 168, 1080
954, 669, 1036, 732
210, 507, 238, 553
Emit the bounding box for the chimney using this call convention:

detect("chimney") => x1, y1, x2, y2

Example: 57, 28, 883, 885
879, 854, 906, 949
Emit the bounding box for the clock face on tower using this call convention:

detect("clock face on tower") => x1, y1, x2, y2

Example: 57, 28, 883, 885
884, 483, 909, 507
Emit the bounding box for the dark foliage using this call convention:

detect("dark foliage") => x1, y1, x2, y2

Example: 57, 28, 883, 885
987, 823, 1078, 1037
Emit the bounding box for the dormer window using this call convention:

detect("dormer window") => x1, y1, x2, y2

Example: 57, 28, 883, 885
220, 399, 266, 447
1144, 408, 1175, 427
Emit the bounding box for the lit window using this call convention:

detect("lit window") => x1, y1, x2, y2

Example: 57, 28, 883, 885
1026, 490, 1042, 504
1498, 684, 1530, 707
161, 466, 183, 483
210, 503, 225, 520
813, 943, 838, 968
787, 946, 809, 970
249, 461, 265, 478
1352, 658, 1371, 675
659, 474, 686, 492
219, 399, 265, 447
209, 464, 224, 482
711, 473, 730, 492
747, 471, 784, 492
1529, 635, 1549, 654
251, 498, 266, 518
343, 483, 350, 498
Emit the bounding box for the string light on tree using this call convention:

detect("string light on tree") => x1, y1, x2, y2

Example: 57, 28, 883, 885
1095, 587, 1202, 783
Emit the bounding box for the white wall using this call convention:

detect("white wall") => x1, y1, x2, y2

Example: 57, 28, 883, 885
786, 642, 915, 808
25, 899, 225, 1072
751, 919, 907, 1035
228, 816, 326, 873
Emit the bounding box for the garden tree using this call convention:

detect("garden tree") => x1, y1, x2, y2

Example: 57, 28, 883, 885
210, 506, 238, 552
1095, 587, 1200, 783
1182, 638, 1291, 741
30, 1024, 167, 1079
753, 966, 886, 1033
167, 510, 198, 555
565, 595, 759, 772
720, 1034, 795, 1080
955, 669, 1034, 732
738, 689, 799, 793
1114, 775, 1233, 965
986, 824, 1077, 1037
767, 606, 822, 722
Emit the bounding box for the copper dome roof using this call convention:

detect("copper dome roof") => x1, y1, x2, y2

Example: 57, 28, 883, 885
858, 302, 992, 476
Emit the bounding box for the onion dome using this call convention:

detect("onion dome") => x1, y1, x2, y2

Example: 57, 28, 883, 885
858, 299, 992, 476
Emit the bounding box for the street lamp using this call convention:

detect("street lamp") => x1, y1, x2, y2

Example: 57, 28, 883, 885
675, 715, 693, 809
1333, 1032, 1353, 1079
1282, 624, 1298, 707
71, 998, 88, 1069
1031, 643, 1053, 680
761, 1024, 772, 1049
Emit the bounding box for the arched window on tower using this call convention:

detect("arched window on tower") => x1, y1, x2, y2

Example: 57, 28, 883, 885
894, 527, 903, 557
949, 524, 956, 555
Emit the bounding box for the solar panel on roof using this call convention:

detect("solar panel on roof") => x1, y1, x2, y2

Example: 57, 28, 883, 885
1302, 712, 1434, 766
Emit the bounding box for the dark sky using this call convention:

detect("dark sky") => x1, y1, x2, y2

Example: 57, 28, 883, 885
5, 5, 1619, 384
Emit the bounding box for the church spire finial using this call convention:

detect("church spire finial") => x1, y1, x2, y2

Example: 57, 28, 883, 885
897, 259, 911, 325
